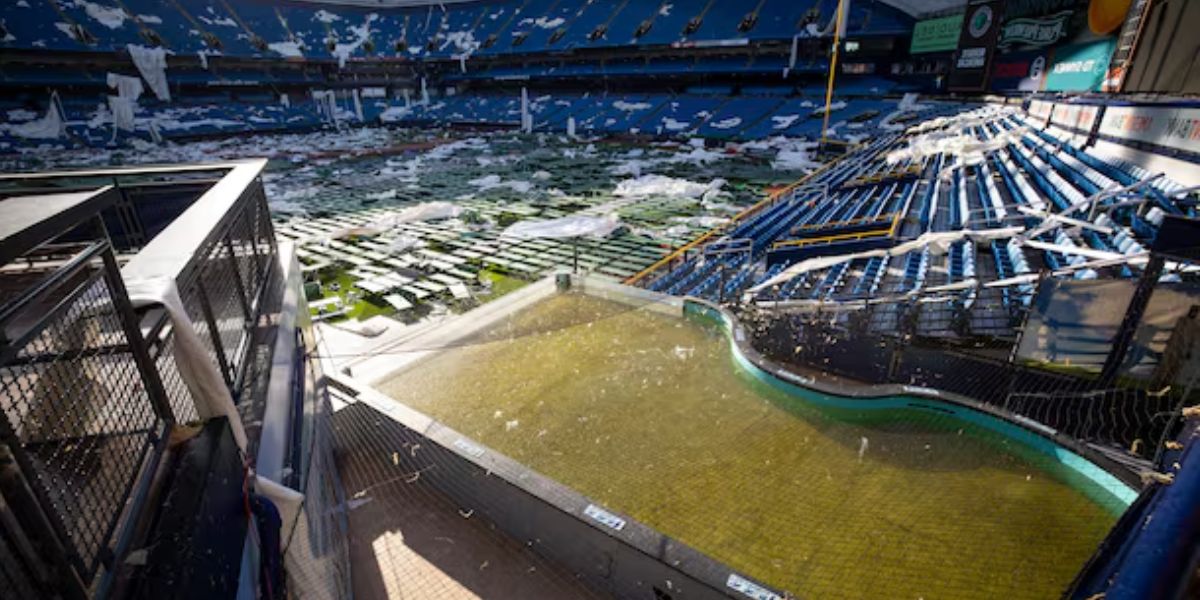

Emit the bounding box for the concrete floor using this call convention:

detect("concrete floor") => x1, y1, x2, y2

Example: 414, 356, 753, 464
331, 398, 606, 599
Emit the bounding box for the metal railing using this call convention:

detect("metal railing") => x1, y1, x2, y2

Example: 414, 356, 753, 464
744, 271, 1200, 471
0, 202, 171, 594
0, 160, 281, 597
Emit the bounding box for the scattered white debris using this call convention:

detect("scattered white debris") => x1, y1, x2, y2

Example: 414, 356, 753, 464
372, 201, 464, 227
198, 14, 237, 27
613, 100, 652, 112
670, 216, 730, 228
467, 174, 534, 193
613, 174, 725, 199
533, 16, 565, 29
710, 117, 743, 130
314, 9, 341, 23
771, 140, 821, 171
661, 117, 691, 132
6, 109, 37, 122
364, 189, 398, 201
76, 0, 127, 29
813, 101, 847, 115
502, 214, 621, 239
771, 114, 800, 129
268, 40, 304, 58
267, 200, 307, 215
332, 14, 379, 68
387, 235, 425, 254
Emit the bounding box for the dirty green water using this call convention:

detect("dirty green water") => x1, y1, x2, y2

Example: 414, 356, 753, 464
379, 293, 1125, 599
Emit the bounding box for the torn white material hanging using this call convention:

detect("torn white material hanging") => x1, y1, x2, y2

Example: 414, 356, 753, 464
125, 276, 248, 452
9, 92, 65, 139
127, 44, 170, 101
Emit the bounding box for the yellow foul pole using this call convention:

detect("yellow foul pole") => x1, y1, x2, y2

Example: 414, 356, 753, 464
819, 0, 846, 149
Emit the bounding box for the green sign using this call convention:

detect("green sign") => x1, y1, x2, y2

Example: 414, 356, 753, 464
910, 14, 964, 54
1044, 38, 1116, 92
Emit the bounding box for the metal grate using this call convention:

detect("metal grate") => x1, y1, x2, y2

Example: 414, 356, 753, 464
173, 193, 279, 400
151, 332, 201, 424
0, 271, 162, 578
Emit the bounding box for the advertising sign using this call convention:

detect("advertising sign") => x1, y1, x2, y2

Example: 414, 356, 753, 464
1099, 105, 1200, 156
949, 0, 1007, 91
998, 10, 1075, 50
1050, 103, 1086, 131
910, 14, 964, 54
1043, 38, 1116, 91
990, 50, 1049, 91
1029, 99, 1053, 120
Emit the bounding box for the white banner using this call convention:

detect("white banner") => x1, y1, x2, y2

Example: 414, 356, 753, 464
1050, 103, 1079, 129
1029, 99, 1053, 120
1048, 103, 1099, 133
1098, 105, 1200, 156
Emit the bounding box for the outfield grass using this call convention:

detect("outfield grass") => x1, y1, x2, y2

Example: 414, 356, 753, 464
310, 268, 396, 322
478, 268, 528, 300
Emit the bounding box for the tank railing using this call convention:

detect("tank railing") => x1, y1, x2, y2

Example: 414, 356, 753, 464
744, 270, 1200, 470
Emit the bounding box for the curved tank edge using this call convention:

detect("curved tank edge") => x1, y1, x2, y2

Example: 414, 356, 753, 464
678, 296, 1142, 509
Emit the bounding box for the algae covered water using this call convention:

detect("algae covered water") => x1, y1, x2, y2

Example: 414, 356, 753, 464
378, 293, 1125, 598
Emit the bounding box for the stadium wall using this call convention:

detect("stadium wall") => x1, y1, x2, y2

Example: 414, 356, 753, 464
1122, 0, 1200, 95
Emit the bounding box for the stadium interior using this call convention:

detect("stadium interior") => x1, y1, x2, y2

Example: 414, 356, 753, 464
0, 0, 1199, 599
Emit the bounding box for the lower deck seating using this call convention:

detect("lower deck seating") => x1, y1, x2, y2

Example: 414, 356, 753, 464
641, 103, 1199, 341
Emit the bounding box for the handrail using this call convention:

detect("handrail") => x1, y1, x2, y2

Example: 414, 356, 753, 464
121, 159, 268, 285
770, 227, 892, 249
794, 212, 894, 231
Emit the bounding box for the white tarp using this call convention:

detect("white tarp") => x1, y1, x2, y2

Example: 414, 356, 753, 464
335, 202, 464, 239
886, 123, 1028, 167
313, 90, 338, 124
9, 93, 65, 140
448, 283, 471, 300
106, 73, 143, 132
107, 96, 136, 132
613, 174, 725, 199
381, 201, 463, 225
751, 226, 1024, 292
382, 294, 413, 310
107, 72, 143, 100
254, 476, 304, 550
127, 44, 169, 101
387, 234, 426, 254
126, 276, 247, 451
879, 93, 929, 132
501, 214, 621, 239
